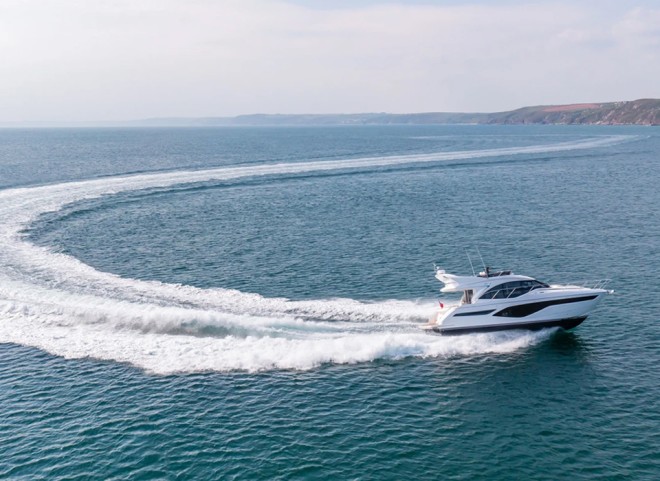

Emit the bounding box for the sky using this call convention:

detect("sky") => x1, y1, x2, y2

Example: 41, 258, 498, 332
0, 0, 659, 121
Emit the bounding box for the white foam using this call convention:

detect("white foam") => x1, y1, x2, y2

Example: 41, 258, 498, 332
0, 136, 632, 373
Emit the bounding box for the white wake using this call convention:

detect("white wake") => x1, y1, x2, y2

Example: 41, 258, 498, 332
0, 136, 631, 373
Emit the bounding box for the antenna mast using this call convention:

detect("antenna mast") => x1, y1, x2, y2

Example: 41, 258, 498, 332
464, 248, 476, 276
476, 246, 487, 273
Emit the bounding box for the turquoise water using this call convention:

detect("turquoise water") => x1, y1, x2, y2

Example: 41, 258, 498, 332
1, 126, 659, 479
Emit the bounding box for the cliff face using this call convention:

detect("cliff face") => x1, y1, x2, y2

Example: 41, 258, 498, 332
483, 99, 660, 126
248, 99, 659, 126
109, 99, 660, 127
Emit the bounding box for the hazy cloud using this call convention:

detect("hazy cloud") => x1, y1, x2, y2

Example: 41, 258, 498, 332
0, 0, 658, 121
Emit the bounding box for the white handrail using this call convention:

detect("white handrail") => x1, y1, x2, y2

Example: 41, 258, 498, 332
556, 279, 611, 289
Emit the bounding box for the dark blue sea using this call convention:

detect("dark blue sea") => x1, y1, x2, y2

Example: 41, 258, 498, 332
0, 125, 658, 480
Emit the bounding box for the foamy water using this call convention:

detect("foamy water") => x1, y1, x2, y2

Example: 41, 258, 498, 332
0, 136, 632, 373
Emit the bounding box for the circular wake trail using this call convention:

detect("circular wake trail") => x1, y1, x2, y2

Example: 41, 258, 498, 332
0, 136, 632, 373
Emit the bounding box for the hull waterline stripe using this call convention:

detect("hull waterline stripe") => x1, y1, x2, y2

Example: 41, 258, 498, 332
434, 316, 588, 335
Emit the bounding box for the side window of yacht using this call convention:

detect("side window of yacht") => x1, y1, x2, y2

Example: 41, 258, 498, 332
532, 280, 550, 289
480, 284, 503, 299
481, 282, 505, 299
480, 281, 542, 300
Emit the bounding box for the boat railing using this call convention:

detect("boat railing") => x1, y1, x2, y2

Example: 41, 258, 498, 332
560, 279, 611, 290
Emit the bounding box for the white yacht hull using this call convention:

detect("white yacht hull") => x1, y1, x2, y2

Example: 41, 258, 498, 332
426, 315, 589, 335
425, 290, 607, 335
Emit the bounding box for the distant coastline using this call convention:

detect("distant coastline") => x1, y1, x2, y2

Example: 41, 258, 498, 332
2, 98, 658, 127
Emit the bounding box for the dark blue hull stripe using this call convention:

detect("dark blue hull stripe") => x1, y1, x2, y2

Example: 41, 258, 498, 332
432, 316, 588, 335
494, 295, 598, 318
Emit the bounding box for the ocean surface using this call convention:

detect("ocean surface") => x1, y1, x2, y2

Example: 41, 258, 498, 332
0, 125, 658, 480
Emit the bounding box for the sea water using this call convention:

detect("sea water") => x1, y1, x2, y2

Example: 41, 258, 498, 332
0, 125, 658, 479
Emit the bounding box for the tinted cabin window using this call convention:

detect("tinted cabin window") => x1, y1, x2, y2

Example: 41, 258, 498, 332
479, 280, 549, 300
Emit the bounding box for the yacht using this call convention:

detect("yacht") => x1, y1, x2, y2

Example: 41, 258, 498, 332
423, 266, 612, 335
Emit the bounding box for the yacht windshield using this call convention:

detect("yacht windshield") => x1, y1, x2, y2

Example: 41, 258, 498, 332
479, 280, 549, 300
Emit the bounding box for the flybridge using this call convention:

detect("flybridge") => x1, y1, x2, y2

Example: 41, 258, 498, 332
478, 267, 512, 278
434, 267, 533, 293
